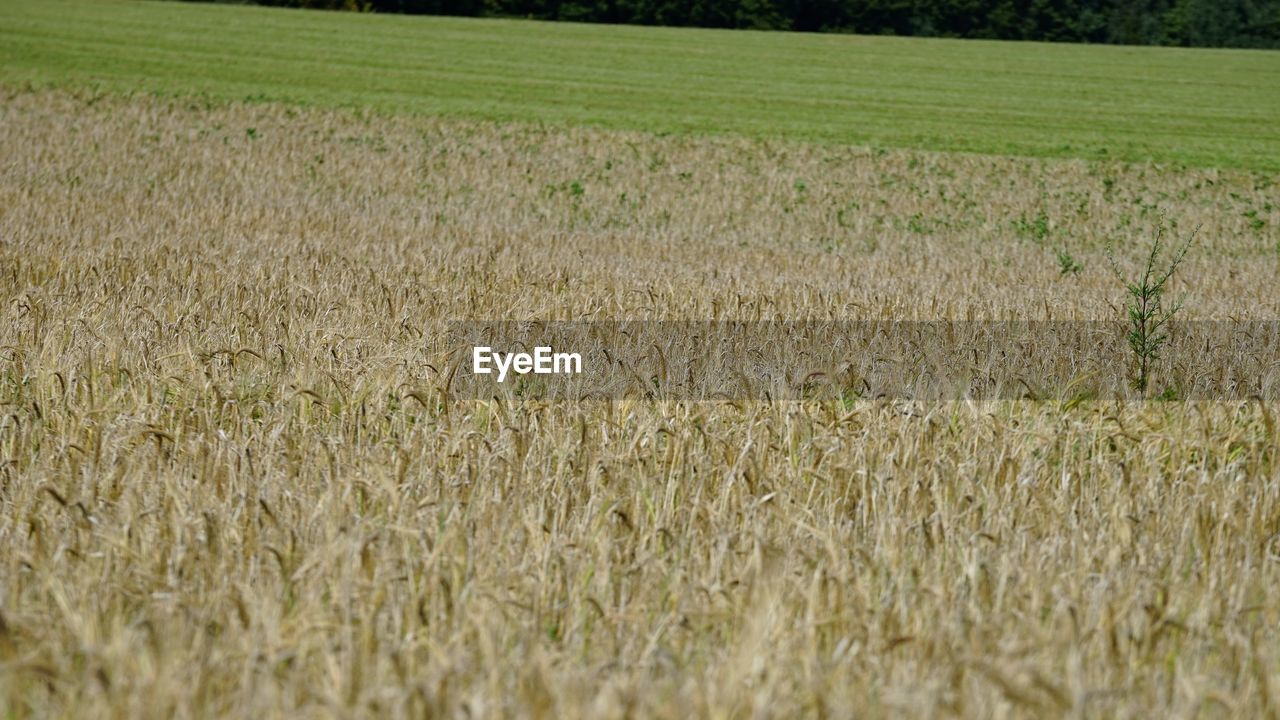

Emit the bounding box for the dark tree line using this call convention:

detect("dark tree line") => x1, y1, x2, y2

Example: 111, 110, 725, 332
195, 0, 1280, 48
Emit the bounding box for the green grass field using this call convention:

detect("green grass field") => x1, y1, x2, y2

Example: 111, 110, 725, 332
2, 0, 1278, 170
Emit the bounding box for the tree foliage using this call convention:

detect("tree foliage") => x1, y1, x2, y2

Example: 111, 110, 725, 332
202, 0, 1280, 48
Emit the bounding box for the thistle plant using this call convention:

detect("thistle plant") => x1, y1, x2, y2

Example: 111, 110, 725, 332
1056, 247, 1082, 277
1107, 222, 1196, 393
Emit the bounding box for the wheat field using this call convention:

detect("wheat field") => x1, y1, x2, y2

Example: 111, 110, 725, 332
1, 86, 1279, 718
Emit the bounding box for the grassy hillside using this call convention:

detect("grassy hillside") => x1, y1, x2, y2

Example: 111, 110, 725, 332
1, 0, 1278, 169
